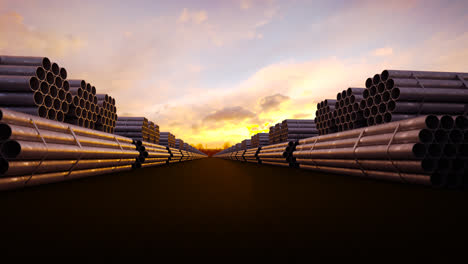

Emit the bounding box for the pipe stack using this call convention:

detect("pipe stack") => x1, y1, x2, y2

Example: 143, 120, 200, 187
93, 93, 117, 133
183, 143, 189, 151
243, 147, 261, 163
65, 79, 98, 129
334, 87, 367, 132
132, 140, 169, 168
257, 142, 290, 167
268, 126, 275, 144
241, 139, 251, 150
0, 108, 138, 190
146, 121, 159, 144
153, 124, 160, 144
159, 132, 176, 147
0, 55, 72, 122
293, 115, 468, 188
362, 70, 468, 126
114, 117, 153, 142
175, 139, 184, 150
280, 119, 318, 142
167, 147, 182, 163
251, 133, 269, 148
315, 99, 337, 135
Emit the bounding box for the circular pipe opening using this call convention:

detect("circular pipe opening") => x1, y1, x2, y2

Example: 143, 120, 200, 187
434, 129, 448, 143
373, 74, 380, 85
374, 94, 382, 104
390, 88, 400, 100
367, 117, 375, 126
418, 129, 433, 143
36, 67, 46, 81
61, 102, 69, 113
47, 108, 56, 120
62, 80, 69, 92
83, 91, 89, 101
59, 67, 67, 79
353, 103, 359, 112
75, 107, 82, 117
364, 108, 371, 118
360, 100, 367, 110
363, 89, 369, 99
370, 86, 377, 96
0, 124, 12, 141
377, 82, 385, 94
46, 72, 54, 85
375, 114, 383, 124
56, 111, 64, 122
365, 78, 373, 88
72, 96, 79, 107
92, 86, 96, 95
79, 98, 85, 108
86, 83, 91, 92
455, 116, 468, 129
42, 57, 51, 71
413, 143, 427, 158
1, 140, 21, 158
386, 79, 395, 90
381, 70, 390, 82
371, 106, 378, 115
366, 97, 374, 107
58, 89, 65, 100
345, 97, 350, 105
440, 115, 454, 130
49, 85, 58, 98
55, 76, 63, 89
51, 63, 59, 75
378, 102, 387, 114
387, 100, 396, 112
341, 90, 347, 100
29, 76, 40, 91
347, 105, 353, 113
85, 101, 90, 109
44, 95, 53, 107
425, 115, 439, 130
33, 91, 44, 105
38, 105, 47, 117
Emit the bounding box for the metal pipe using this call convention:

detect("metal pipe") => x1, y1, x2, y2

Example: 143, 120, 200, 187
381, 69, 468, 82
0, 165, 132, 191
46, 72, 54, 85
0, 108, 134, 144
386, 78, 467, 90
63, 80, 69, 91
299, 164, 432, 185
47, 108, 56, 120
68, 80, 86, 89
391, 87, 468, 102
387, 100, 467, 114
0, 65, 46, 81
0, 56, 51, 70
0, 91, 43, 106
0, 76, 40, 92
56, 111, 64, 122
49, 85, 58, 98
1, 106, 48, 118
51, 63, 59, 75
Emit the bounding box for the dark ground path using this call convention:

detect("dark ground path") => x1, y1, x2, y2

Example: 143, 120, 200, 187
0, 158, 467, 258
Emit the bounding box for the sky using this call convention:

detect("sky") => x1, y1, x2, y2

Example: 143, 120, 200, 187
1, 0, 467, 148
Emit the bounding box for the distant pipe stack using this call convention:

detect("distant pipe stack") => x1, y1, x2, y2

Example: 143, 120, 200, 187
257, 142, 291, 167
0, 55, 71, 122
251, 133, 269, 148
176, 139, 184, 150
114, 117, 159, 143
241, 139, 251, 150
243, 147, 261, 163
159, 132, 176, 147
94, 93, 117, 133
280, 119, 318, 142
315, 99, 337, 135
363, 70, 468, 126
334, 87, 366, 132
66, 79, 98, 130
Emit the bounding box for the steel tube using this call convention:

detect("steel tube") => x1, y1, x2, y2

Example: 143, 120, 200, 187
386, 78, 467, 90
0, 76, 41, 92
387, 101, 467, 114
381, 69, 468, 82
0, 56, 51, 70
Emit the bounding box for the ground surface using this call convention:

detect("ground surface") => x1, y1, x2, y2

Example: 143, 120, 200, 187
0, 158, 467, 258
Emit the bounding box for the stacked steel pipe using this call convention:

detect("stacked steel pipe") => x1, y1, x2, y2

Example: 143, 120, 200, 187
292, 115, 468, 188
132, 140, 169, 168
280, 119, 318, 142
0, 55, 72, 122
315, 99, 337, 135
94, 93, 117, 133
257, 142, 290, 167
251, 133, 269, 148
114, 117, 152, 142
243, 147, 261, 163
66, 79, 100, 130
167, 147, 182, 163
0, 108, 138, 191
363, 70, 468, 126
159, 132, 176, 147
175, 139, 184, 150
268, 126, 275, 144
333, 87, 366, 132
241, 139, 251, 150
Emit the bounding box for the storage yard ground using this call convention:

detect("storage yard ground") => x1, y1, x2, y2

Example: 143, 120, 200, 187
0, 158, 467, 258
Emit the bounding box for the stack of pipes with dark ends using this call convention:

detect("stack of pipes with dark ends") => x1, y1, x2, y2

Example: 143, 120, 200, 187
0, 55, 71, 122
214, 69, 468, 190
115, 117, 159, 143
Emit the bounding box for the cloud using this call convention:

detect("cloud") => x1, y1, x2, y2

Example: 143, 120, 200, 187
0, 11, 86, 58
240, 0, 252, 10
178, 8, 207, 24
259, 93, 290, 112
203, 106, 256, 122
372, 47, 393, 57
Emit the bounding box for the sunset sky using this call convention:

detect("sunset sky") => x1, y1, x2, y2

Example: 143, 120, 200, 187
1, 0, 467, 148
